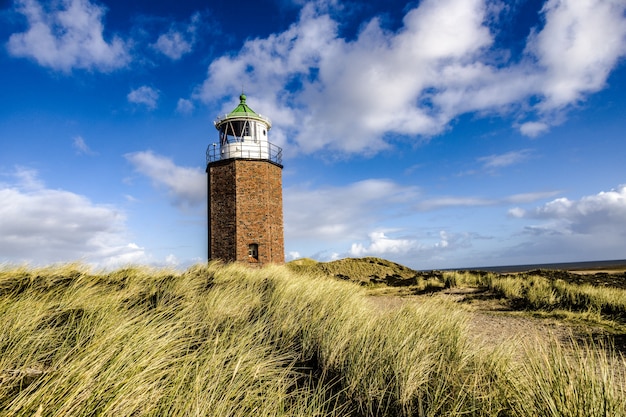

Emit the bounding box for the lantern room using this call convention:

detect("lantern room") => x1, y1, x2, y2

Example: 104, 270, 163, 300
207, 94, 282, 166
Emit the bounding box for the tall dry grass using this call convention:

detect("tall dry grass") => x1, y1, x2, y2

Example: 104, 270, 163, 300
443, 270, 626, 321
0, 262, 624, 416
507, 337, 626, 417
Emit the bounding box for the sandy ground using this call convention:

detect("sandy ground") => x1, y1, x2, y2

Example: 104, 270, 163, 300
368, 286, 626, 390
366, 266, 626, 361
367, 288, 577, 348
367, 281, 626, 354
439, 287, 580, 346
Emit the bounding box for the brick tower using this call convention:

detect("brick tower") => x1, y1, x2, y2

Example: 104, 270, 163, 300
206, 94, 284, 265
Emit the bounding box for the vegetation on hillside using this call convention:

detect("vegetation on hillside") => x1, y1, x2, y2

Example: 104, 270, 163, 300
289, 258, 626, 325
0, 262, 625, 416
287, 257, 419, 284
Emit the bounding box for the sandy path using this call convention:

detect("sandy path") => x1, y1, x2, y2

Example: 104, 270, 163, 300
367, 286, 622, 351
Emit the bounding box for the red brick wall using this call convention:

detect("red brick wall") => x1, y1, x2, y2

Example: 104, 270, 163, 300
207, 161, 237, 262
207, 159, 284, 265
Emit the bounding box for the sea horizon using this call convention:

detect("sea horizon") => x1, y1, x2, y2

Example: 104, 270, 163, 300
442, 259, 626, 273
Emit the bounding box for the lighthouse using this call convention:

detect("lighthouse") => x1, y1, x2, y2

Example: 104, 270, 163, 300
206, 94, 285, 265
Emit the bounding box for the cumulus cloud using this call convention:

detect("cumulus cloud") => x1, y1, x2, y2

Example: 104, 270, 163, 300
164, 254, 179, 266
287, 251, 301, 261
350, 231, 416, 257
509, 184, 626, 235
151, 13, 200, 60
526, 0, 626, 111
153, 31, 191, 60
7, 0, 130, 72
498, 184, 626, 263
195, 0, 626, 155
519, 121, 550, 137
125, 151, 205, 207
127, 86, 160, 110
176, 98, 194, 114
0, 167, 146, 267
348, 230, 474, 265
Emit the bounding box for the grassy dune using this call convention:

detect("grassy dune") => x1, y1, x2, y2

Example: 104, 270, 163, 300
0, 262, 625, 416
287, 257, 417, 284
290, 259, 626, 325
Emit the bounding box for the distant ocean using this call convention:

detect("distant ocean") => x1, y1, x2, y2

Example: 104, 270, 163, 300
451, 259, 626, 273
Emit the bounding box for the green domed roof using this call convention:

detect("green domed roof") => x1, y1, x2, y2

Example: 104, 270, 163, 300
228, 94, 258, 116
214, 94, 271, 128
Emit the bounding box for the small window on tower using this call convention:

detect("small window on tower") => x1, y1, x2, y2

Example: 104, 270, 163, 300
248, 243, 259, 261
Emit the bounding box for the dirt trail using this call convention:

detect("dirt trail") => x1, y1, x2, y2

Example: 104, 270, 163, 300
440, 287, 575, 347
368, 286, 623, 352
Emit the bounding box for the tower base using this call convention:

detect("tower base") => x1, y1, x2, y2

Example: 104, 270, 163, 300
207, 158, 284, 266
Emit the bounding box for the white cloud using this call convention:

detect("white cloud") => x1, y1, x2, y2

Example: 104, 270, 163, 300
519, 121, 550, 137
283, 178, 487, 265
73, 135, 96, 155
284, 179, 419, 241
417, 196, 494, 211
195, 0, 626, 155
124, 194, 139, 203
127, 86, 160, 110
499, 184, 626, 263
511, 184, 626, 234
7, 0, 130, 72
153, 31, 192, 60
96, 242, 148, 269
176, 98, 194, 114
350, 231, 415, 257
417, 189, 559, 211
151, 12, 201, 60
505, 191, 561, 204
11, 166, 44, 190
389, 184, 626, 266
527, 0, 626, 111
478, 149, 533, 169
125, 151, 205, 208
284, 176, 563, 265
508, 207, 526, 218
459, 149, 536, 176
347, 229, 473, 265
165, 254, 179, 266
0, 168, 146, 267
287, 251, 301, 260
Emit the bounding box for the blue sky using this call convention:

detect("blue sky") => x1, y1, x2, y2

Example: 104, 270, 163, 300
1, 0, 625, 270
